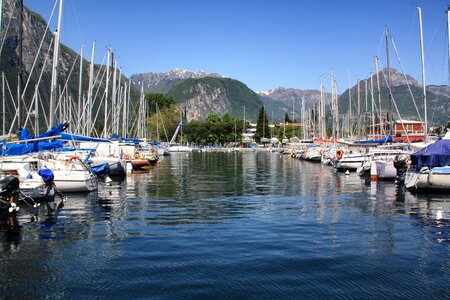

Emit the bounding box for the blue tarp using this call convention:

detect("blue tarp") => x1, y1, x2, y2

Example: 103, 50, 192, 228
355, 135, 393, 144
19, 122, 68, 140
0, 141, 64, 156
60, 133, 111, 143
411, 139, 450, 170
38, 168, 54, 182
90, 163, 110, 177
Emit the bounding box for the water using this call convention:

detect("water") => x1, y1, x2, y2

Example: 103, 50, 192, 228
1, 152, 449, 299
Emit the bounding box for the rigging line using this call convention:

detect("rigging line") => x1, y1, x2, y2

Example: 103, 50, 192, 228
20, 0, 58, 101
390, 35, 423, 125
0, 0, 16, 57
22, 38, 53, 129
37, 90, 48, 127
55, 53, 79, 115
380, 67, 411, 143
90, 67, 107, 132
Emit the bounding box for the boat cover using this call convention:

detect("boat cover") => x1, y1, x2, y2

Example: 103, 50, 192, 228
38, 168, 54, 182
355, 135, 393, 144
0, 141, 64, 156
411, 139, 450, 170
90, 163, 111, 177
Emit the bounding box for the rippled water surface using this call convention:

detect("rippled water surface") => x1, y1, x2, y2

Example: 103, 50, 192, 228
1, 152, 449, 299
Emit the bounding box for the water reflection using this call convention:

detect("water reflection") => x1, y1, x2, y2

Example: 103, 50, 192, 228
0, 152, 449, 298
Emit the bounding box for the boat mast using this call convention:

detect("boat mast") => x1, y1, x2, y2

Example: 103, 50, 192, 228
447, 7, 450, 84
385, 27, 393, 136
357, 79, 361, 138
347, 72, 352, 137
370, 72, 375, 138
2, 73, 4, 135
103, 47, 111, 138
375, 56, 382, 136
17, 0, 24, 128
87, 41, 95, 136
77, 44, 83, 135
417, 7, 427, 141
49, 0, 63, 129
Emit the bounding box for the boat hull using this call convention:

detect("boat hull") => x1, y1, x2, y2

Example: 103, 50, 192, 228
405, 167, 450, 191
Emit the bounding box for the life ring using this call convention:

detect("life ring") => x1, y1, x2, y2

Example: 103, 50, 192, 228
67, 155, 82, 163
124, 154, 131, 160
336, 149, 344, 159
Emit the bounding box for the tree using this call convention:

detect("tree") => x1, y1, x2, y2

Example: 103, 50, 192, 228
254, 106, 270, 143
145, 93, 175, 117
284, 112, 291, 123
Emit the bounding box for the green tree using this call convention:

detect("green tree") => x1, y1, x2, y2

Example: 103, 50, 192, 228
145, 93, 175, 117
254, 106, 270, 143
284, 112, 291, 123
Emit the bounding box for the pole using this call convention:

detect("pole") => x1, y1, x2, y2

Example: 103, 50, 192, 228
49, 0, 63, 129
417, 7, 427, 141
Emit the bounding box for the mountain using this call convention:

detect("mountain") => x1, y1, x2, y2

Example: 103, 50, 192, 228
257, 87, 331, 121
130, 69, 221, 94
338, 68, 449, 126
166, 77, 263, 121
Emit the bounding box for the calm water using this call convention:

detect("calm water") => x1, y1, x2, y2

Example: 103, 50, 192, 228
1, 152, 449, 299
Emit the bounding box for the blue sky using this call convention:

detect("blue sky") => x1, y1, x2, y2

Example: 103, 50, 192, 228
25, 0, 450, 92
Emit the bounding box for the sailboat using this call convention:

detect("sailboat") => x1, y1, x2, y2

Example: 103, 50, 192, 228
404, 7, 450, 191
168, 112, 192, 152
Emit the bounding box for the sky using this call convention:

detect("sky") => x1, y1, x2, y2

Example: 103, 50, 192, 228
24, 0, 450, 93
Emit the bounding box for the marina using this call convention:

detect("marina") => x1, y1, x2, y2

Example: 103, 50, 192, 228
1, 152, 449, 298
0, 0, 449, 298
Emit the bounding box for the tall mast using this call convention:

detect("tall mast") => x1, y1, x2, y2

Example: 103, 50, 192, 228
103, 47, 111, 138
87, 41, 95, 136
2, 73, 5, 135
243, 105, 245, 132
375, 56, 382, 136
385, 27, 393, 136
347, 72, 352, 137
17, 0, 23, 128
417, 7, 427, 141
357, 79, 360, 138
370, 73, 375, 138
77, 44, 83, 134
447, 7, 450, 83
49, 0, 63, 129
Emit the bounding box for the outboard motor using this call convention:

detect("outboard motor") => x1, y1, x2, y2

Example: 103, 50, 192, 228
394, 155, 409, 183
0, 176, 21, 212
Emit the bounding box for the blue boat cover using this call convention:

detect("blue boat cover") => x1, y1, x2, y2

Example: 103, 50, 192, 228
38, 168, 54, 182
90, 163, 110, 177
0, 141, 64, 156
411, 139, 450, 170
355, 135, 393, 144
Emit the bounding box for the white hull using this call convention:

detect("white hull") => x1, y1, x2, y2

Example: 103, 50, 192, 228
168, 145, 193, 152
335, 155, 367, 171
52, 170, 98, 192
405, 167, 450, 190
374, 161, 397, 180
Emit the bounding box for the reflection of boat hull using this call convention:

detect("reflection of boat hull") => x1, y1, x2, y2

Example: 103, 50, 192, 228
405, 167, 450, 190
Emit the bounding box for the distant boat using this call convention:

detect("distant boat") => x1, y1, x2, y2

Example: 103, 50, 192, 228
168, 112, 193, 153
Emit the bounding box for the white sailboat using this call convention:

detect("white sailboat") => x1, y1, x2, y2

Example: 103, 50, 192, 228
168, 112, 192, 152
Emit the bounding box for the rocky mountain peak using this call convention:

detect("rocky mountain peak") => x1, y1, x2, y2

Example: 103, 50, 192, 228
130, 69, 221, 94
